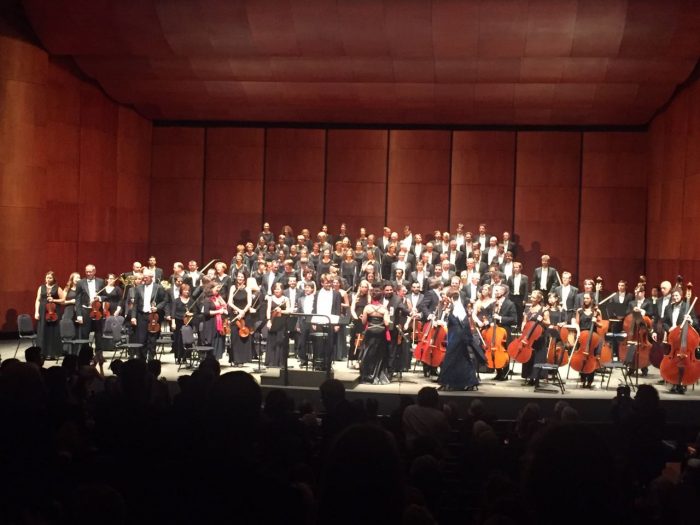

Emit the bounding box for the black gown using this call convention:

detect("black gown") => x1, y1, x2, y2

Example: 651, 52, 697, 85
172, 297, 195, 362
577, 310, 597, 383
359, 308, 390, 385
265, 296, 287, 368
350, 294, 369, 360
201, 297, 226, 360
37, 284, 62, 359
438, 313, 481, 389
521, 306, 548, 380
229, 287, 253, 365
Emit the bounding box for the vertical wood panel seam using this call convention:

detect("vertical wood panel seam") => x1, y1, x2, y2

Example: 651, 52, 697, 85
511, 132, 517, 234
323, 129, 328, 224
201, 128, 207, 264
262, 128, 267, 230
385, 130, 390, 228
447, 131, 453, 231
576, 132, 583, 282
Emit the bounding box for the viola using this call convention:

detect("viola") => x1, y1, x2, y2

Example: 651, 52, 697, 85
507, 309, 544, 364
148, 302, 160, 333
236, 317, 251, 338
103, 301, 111, 319
89, 297, 103, 320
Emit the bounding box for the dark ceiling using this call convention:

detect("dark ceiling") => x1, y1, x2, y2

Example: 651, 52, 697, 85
21, 0, 700, 125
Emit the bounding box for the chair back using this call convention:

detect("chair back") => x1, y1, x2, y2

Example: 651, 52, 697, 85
59, 319, 76, 341
181, 325, 195, 346
17, 314, 35, 337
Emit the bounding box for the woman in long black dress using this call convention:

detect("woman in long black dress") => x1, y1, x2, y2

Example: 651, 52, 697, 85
437, 293, 481, 391
170, 283, 195, 364
381, 243, 397, 281
59, 272, 80, 355
340, 248, 358, 291
265, 282, 290, 368
95, 273, 122, 374
201, 284, 227, 361
521, 290, 549, 386
34, 271, 62, 360
350, 280, 370, 363
574, 293, 601, 388
359, 287, 391, 385
228, 272, 253, 366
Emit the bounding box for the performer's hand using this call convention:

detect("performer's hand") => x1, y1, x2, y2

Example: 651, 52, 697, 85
76, 316, 83, 324
34, 313, 40, 320
131, 318, 137, 326
150, 306, 157, 313
651, 332, 658, 342
536, 315, 543, 322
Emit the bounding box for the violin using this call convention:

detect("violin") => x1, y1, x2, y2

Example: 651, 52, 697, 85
147, 301, 160, 333
89, 296, 103, 320
507, 307, 544, 363
236, 317, 251, 338
660, 283, 700, 386
45, 294, 58, 322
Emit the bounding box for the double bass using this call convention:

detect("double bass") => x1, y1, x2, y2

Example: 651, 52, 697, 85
414, 296, 449, 368
660, 284, 700, 387
620, 282, 652, 370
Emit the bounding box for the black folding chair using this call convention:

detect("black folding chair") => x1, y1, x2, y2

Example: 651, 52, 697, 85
180, 325, 213, 370
14, 314, 37, 358
59, 319, 91, 356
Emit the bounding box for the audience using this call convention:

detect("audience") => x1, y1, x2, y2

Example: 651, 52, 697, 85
1, 348, 698, 525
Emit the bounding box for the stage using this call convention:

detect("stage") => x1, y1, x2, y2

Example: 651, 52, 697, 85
3, 338, 699, 423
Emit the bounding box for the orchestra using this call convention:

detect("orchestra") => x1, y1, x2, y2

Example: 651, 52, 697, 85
27, 222, 700, 395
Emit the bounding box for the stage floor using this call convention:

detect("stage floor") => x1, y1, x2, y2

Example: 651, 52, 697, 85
3, 338, 699, 421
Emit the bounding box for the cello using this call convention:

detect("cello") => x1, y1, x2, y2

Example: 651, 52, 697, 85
570, 307, 602, 375
414, 295, 449, 368
620, 282, 652, 370
481, 301, 509, 371
660, 284, 700, 388
546, 325, 571, 367
507, 306, 544, 364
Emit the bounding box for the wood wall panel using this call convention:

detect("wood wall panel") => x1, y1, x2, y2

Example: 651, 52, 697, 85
387, 130, 450, 237
579, 133, 647, 284
325, 129, 388, 238
514, 132, 581, 278
150, 127, 204, 269
204, 128, 264, 262
450, 131, 515, 236
264, 129, 325, 235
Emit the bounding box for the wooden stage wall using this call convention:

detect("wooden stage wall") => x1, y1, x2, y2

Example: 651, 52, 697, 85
0, 32, 152, 333
150, 126, 648, 288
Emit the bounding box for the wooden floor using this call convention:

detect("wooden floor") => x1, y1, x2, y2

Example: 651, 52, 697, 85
3, 337, 699, 421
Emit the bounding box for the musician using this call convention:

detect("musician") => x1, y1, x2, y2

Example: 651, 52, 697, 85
401, 225, 413, 252
470, 250, 488, 275
472, 284, 494, 331
574, 279, 595, 310
296, 281, 317, 367
316, 249, 334, 283
484, 236, 500, 266
125, 261, 142, 278
500, 251, 514, 279
659, 288, 698, 394
532, 254, 557, 293
34, 270, 62, 360
393, 268, 409, 291
170, 282, 195, 365
461, 273, 481, 305
489, 284, 518, 380
507, 262, 529, 325
439, 259, 455, 285
130, 268, 168, 360
75, 264, 105, 345
350, 280, 370, 363
229, 253, 250, 279
409, 260, 428, 292
424, 242, 440, 267
608, 280, 634, 320
359, 287, 391, 385
379, 226, 392, 252
451, 223, 466, 250
313, 275, 342, 371
446, 240, 466, 274
520, 290, 550, 387
381, 282, 404, 375
407, 281, 424, 319
258, 222, 274, 245
411, 233, 425, 262
573, 292, 602, 388
390, 249, 412, 281
187, 260, 201, 288
437, 292, 482, 391
243, 243, 257, 269
381, 244, 397, 280
477, 223, 489, 251
624, 284, 653, 376
340, 249, 358, 291
227, 272, 253, 366
265, 282, 290, 368
146, 256, 163, 282
552, 271, 578, 323
655, 280, 673, 322
502, 231, 517, 259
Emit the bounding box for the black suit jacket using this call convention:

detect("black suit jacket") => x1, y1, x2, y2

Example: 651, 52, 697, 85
552, 285, 579, 312
130, 282, 169, 318
418, 289, 441, 322
531, 267, 558, 293
312, 289, 342, 317
409, 271, 429, 292
507, 274, 529, 302
662, 302, 698, 332
496, 298, 518, 334
75, 278, 106, 320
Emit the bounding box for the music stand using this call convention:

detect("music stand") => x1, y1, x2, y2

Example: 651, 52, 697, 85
286, 312, 335, 382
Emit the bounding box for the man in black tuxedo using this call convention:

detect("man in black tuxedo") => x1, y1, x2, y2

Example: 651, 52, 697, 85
532, 254, 557, 293
476, 223, 489, 251
295, 281, 316, 366
379, 226, 392, 252
146, 255, 163, 282
654, 280, 673, 323
129, 268, 168, 360
507, 262, 529, 325
445, 239, 466, 274
75, 264, 106, 343
409, 260, 429, 292
460, 273, 481, 305
606, 280, 634, 321
418, 278, 442, 323
500, 251, 514, 280
502, 231, 517, 259
186, 260, 201, 288
407, 281, 424, 316
424, 242, 440, 267
312, 275, 342, 371
411, 233, 425, 263
260, 261, 281, 297
552, 271, 579, 323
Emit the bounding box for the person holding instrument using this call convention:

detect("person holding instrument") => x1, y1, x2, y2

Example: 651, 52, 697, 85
227, 272, 253, 366
658, 287, 699, 394
349, 279, 370, 364
130, 268, 168, 360
482, 284, 517, 381
573, 292, 602, 388
34, 270, 62, 360
75, 264, 105, 348
519, 290, 549, 387
265, 282, 290, 368
200, 283, 228, 361
359, 287, 391, 384
170, 282, 194, 365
